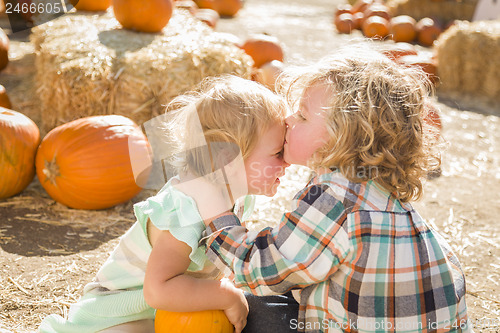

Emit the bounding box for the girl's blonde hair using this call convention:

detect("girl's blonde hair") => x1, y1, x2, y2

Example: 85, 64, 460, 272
280, 45, 440, 202
164, 75, 286, 179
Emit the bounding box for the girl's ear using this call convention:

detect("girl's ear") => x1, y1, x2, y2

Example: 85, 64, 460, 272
209, 142, 241, 172
207, 142, 248, 199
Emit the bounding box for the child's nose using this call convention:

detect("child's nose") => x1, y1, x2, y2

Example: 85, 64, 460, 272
285, 114, 295, 126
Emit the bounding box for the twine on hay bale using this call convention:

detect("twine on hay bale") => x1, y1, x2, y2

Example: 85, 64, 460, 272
435, 20, 500, 110
31, 8, 253, 135
383, 0, 478, 23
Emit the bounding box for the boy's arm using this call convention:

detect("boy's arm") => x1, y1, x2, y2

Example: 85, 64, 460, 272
143, 228, 248, 332
203, 184, 352, 296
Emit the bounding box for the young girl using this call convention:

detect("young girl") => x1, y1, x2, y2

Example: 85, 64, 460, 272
195, 47, 471, 332
39, 75, 290, 333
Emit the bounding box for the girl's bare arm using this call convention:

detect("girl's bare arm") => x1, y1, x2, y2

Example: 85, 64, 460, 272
143, 222, 248, 332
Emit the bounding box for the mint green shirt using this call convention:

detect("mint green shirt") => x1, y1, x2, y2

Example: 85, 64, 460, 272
39, 179, 254, 333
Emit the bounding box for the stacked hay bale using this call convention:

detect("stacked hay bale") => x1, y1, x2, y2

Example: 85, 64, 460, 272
435, 20, 500, 109
383, 0, 478, 23
31, 8, 252, 134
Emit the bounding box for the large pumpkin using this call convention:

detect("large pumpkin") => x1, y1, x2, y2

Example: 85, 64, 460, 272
155, 309, 234, 333
35, 115, 152, 210
112, 0, 173, 33
70, 0, 112, 11
0, 108, 40, 199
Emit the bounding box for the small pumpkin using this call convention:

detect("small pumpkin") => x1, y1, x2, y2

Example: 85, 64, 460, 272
70, 0, 111, 11
112, 0, 173, 33
335, 13, 355, 34
380, 42, 418, 62
416, 17, 442, 47
362, 4, 391, 23
362, 15, 390, 39
194, 0, 216, 10
155, 309, 234, 333
389, 15, 417, 42
0, 27, 9, 71
0, 108, 40, 199
0, 84, 12, 109
213, 0, 242, 17
240, 34, 284, 68
252, 60, 285, 92
397, 52, 438, 84
351, 0, 375, 14
352, 12, 364, 30
35, 115, 152, 210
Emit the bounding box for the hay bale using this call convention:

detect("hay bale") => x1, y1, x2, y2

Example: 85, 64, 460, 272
31, 8, 252, 134
384, 0, 478, 23
436, 20, 500, 109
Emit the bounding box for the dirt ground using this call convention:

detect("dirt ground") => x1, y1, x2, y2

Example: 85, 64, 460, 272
1, 0, 499, 332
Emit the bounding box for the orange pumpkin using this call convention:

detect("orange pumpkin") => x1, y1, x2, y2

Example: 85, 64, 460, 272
252, 60, 285, 91
0, 84, 12, 109
0, 27, 9, 71
352, 12, 364, 30
70, 0, 111, 11
155, 309, 234, 333
213, 0, 242, 17
389, 15, 417, 42
240, 34, 284, 68
335, 13, 355, 34
351, 0, 375, 14
416, 17, 442, 47
362, 4, 391, 23
362, 15, 390, 39
194, 0, 216, 10
35, 115, 152, 210
398, 52, 438, 84
0, 108, 40, 199
380, 42, 418, 61
112, 0, 173, 33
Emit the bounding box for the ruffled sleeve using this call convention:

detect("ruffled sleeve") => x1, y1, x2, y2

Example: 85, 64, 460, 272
133, 181, 207, 272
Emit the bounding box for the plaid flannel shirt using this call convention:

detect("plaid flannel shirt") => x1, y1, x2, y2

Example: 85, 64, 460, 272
203, 171, 470, 332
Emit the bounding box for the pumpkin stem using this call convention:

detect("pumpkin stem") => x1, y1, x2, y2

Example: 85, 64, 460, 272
43, 158, 60, 186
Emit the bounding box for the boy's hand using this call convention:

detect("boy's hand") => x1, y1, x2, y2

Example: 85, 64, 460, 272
221, 279, 249, 333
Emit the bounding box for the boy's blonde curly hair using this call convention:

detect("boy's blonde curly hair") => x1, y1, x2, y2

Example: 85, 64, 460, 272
164, 75, 286, 179
280, 45, 440, 202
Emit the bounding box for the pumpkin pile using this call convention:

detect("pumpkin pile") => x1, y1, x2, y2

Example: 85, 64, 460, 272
334, 0, 446, 47
1, 109, 153, 209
